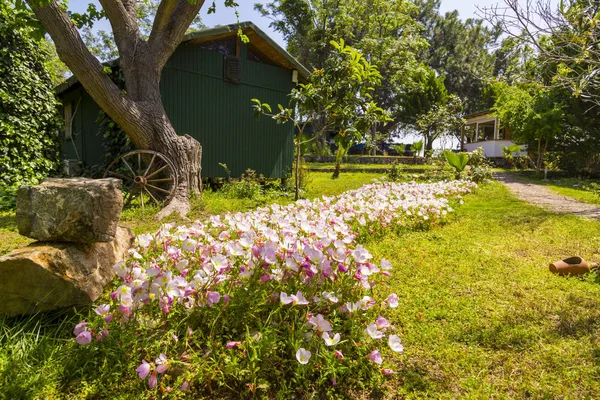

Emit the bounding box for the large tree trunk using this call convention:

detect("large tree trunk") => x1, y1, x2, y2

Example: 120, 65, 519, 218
27, 0, 206, 219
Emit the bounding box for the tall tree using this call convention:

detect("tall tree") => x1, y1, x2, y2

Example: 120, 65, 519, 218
414, 0, 501, 113
483, 0, 600, 109
21, 0, 236, 218
255, 0, 426, 143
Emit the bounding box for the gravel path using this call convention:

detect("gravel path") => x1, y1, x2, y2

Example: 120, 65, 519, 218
495, 172, 600, 220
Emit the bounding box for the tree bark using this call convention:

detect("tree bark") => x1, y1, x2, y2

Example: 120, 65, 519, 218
27, 0, 205, 219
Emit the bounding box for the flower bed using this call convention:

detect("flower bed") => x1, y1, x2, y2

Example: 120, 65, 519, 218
75, 180, 476, 396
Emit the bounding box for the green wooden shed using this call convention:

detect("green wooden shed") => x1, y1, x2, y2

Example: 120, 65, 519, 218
55, 22, 309, 179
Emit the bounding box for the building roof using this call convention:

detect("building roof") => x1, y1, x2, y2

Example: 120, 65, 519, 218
55, 21, 310, 95
463, 110, 493, 120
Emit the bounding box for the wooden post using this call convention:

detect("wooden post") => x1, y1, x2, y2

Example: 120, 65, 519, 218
475, 122, 479, 142
494, 117, 499, 140
460, 125, 465, 151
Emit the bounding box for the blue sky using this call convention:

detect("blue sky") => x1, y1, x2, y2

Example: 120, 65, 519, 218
71, 0, 513, 47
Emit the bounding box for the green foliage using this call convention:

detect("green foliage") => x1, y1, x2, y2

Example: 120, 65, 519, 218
253, 39, 390, 193
414, 0, 501, 113
0, 3, 61, 207
491, 81, 565, 169
444, 150, 469, 177
254, 0, 426, 139
410, 140, 424, 156
466, 148, 493, 183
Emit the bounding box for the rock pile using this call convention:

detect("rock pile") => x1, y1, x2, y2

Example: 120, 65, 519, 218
0, 178, 134, 316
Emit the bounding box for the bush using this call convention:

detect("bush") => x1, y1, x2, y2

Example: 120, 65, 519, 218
0, 5, 61, 202
465, 148, 493, 183
73, 180, 476, 397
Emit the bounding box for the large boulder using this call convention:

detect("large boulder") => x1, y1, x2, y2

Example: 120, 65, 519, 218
16, 178, 123, 243
0, 227, 134, 316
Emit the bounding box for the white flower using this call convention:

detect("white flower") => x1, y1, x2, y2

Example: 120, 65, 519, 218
322, 331, 341, 346
308, 314, 332, 332
322, 291, 339, 303
380, 258, 393, 271
388, 335, 404, 352
365, 323, 384, 339
386, 293, 399, 308
296, 348, 311, 364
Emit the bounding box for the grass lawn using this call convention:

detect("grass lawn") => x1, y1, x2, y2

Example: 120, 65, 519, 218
515, 175, 600, 206
366, 181, 600, 398
305, 162, 435, 171
2, 178, 600, 398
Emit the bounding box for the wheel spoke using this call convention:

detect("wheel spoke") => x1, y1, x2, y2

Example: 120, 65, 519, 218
143, 154, 157, 177
140, 190, 144, 211
122, 158, 136, 177
147, 183, 172, 195
145, 164, 169, 179
138, 153, 141, 175
144, 187, 161, 205
146, 177, 174, 184
108, 171, 134, 181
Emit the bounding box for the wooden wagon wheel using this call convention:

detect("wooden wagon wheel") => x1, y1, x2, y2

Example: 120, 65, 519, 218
103, 150, 178, 208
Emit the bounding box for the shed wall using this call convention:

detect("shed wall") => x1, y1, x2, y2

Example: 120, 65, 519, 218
59, 41, 295, 179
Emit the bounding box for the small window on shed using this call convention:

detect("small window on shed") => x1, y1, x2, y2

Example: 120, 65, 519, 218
64, 102, 72, 139
224, 56, 241, 84
197, 36, 237, 56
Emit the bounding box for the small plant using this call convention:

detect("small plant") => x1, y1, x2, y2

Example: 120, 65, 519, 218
410, 140, 424, 164
444, 150, 469, 179
466, 148, 493, 183
386, 161, 403, 182
502, 144, 523, 168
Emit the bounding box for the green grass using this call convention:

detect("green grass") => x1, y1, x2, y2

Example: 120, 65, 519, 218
3, 178, 600, 398
305, 162, 435, 170
516, 175, 600, 206
364, 181, 600, 398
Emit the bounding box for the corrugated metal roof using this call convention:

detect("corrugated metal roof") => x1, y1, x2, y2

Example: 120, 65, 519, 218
55, 21, 309, 95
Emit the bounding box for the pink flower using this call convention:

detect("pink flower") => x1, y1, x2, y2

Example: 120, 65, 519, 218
334, 350, 344, 360
223, 294, 230, 305
376, 316, 391, 329
73, 321, 87, 336
308, 314, 332, 333
388, 335, 404, 352
148, 372, 157, 388
366, 324, 383, 339
155, 353, 169, 374
75, 331, 92, 345
207, 291, 221, 306
226, 341, 242, 349
386, 293, 399, 308
382, 368, 395, 375
181, 380, 189, 391
136, 360, 151, 380
94, 304, 110, 316
368, 350, 383, 364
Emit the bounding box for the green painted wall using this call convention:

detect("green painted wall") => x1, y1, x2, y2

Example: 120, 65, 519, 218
59, 41, 296, 179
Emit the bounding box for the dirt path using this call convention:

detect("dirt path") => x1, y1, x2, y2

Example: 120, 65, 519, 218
495, 172, 600, 220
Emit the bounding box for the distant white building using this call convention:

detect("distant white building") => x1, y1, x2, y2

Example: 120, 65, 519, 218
461, 110, 527, 157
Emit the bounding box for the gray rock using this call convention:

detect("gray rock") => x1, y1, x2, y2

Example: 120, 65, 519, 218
16, 178, 123, 243
0, 227, 134, 316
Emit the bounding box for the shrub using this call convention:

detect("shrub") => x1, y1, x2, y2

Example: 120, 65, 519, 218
0, 6, 61, 207
74, 180, 476, 397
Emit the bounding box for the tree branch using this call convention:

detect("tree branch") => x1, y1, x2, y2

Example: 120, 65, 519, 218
148, 0, 205, 68
25, 0, 153, 148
